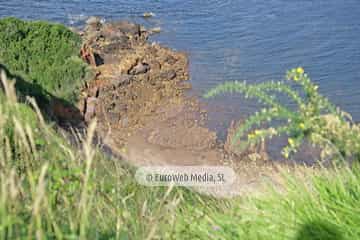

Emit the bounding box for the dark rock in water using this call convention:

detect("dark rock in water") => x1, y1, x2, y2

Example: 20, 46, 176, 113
160, 70, 176, 80
129, 62, 150, 75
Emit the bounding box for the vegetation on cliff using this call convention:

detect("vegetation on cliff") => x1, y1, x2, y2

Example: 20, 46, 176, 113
0, 17, 91, 104
0, 17, 359, 239
1, 67, 360, 239
0, 69, 182, 239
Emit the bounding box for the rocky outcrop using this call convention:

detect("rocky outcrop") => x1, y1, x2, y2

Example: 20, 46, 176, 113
79, 17, 270, 162
79, 18, 215, 154
77, 17, 289, 197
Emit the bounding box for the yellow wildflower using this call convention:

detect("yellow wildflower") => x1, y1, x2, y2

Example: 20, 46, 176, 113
282, 151, 289, 159
121, 147, 127, 154
254, 130, 261, 135
268, 127, 277, 135
299, 123, 305, 130
288, 138, 295, 147
293, 75, 299, 81
248, 134, 255, 139
296, 67, 304, 74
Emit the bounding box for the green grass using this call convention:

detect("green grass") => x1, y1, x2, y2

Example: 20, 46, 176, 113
0, 69, 189, 239
0, 18, 358, 239
174, 166, 360, 240
1, 66, 360, 240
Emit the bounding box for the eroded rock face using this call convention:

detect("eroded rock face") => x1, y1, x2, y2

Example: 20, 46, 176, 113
80, 18, 217, 154
78, 17, 271, 161
76, 18, 289, 197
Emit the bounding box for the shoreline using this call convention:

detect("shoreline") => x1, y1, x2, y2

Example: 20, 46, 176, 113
76, 17, 289, 197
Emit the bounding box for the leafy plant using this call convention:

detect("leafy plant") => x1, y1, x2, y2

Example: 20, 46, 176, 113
0, 17, 91, 103
204, 67, 360, 161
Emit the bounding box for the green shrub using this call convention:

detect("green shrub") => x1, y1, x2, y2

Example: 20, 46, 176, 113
204, 68, 360, 162
0, 17, 91, 103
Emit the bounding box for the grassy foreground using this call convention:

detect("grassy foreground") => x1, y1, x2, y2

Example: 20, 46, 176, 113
0, 17, 359, 239
1, 69, 360, 239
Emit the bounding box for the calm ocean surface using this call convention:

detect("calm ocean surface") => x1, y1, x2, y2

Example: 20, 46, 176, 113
1, 0, 359, 138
